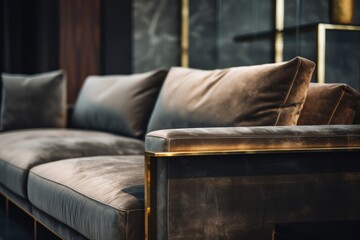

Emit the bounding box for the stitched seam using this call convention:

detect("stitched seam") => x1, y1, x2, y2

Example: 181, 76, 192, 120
328, 89, 346, 124
274, 59, 302, 125
29, 171, 144, 213
164, 133, 354, 140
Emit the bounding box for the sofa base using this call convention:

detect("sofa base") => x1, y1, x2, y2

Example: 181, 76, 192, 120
0, 189, 87, 240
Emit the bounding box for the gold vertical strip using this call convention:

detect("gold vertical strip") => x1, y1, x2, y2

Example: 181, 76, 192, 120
317, 24, 326, 83
181, 0, 189, 67
145, 155, 151, 240
275, 0, 284, 62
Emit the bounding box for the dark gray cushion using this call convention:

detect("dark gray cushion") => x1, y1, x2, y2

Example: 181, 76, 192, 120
147, 57, 315, 133
72, 70, 167, 139
28, 156, 144, 240
0, 129, 144, 198
0, 70, 67, 131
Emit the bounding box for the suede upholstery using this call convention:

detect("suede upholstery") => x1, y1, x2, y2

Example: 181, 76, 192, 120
146, 125, 360, 153
298, 83, 360, 125
28, 156, 144, 240
0, 129, 144, 198
72, 70, 167, 138
147, 57, 315, 133
153, 152, 360, 239
0, 70, 66, 131
1, 57, 360, 240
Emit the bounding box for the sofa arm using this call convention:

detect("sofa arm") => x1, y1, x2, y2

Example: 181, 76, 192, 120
146, 125, 360, 154
145, 125, 360, 240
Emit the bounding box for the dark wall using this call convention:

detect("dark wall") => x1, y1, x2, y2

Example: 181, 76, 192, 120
101, 0, 132, 74
1, 0, 59, 74
59, 0, 101, 103
1, 0, 177, 102
188, 0, 360, 90
133, 0, 180, 73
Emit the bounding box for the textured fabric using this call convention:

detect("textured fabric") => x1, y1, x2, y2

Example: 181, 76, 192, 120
147, 57, 315, 133
28, 156, 145, 240
155, 152, 360, 239
298, 83, 360, 125
145, 125, 360, 153
72, 70, 168, 138
0, 129, 144, 198
32, 202, 95, 240
0, 70, 67, 131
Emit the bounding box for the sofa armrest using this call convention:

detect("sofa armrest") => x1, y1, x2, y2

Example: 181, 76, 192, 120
145, 125, 360, 240
146, 125, 360, 154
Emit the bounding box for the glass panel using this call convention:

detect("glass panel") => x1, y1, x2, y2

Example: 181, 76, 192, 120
325, 30, 360, 90
189, 0, 274, 69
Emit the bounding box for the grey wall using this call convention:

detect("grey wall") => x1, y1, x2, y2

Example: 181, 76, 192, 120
133, 0, 180, 73
189, 0, 274, 69
132, 0, 359, 90
187, 0, 359, 89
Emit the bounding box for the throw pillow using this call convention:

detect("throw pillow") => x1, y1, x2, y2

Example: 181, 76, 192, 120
298, 83, 360, 125
71, 70, 168, 139
147, 57, 315, 133
0, 70, 67, 131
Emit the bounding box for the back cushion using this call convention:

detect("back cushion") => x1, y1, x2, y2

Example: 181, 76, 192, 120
72, 70, 167, 139
147, 57, 315, 133
298, 83, 360, 125
1, 70, 66, 131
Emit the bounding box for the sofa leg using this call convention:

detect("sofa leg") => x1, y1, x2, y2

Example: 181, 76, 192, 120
34, 219, 38, 240
5, 197, 9, 217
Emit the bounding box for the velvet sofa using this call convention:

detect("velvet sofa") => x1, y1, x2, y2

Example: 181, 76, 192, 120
1, 57, 360, 240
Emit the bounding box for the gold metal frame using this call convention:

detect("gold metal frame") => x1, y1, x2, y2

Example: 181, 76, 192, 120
181, 0, 189, 67
182, 0, 360, 83
275, 0, 284, 63
275, 0, 360, 83
144, 155, 151, 240
316, 23, 360, 83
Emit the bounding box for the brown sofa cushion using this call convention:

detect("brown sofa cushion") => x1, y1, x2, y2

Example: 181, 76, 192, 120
72, 70, 167, 139
147, 57, 315, 133
298, 83, 360, 125
0, 70, 67, 131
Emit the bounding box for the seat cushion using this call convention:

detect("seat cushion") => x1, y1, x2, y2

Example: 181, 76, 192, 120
28, 155, 144, 240
0, 129, 144, 198
147, 57, 315, 133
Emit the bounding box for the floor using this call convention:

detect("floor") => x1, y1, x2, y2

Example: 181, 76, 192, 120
0, 207, 33, 240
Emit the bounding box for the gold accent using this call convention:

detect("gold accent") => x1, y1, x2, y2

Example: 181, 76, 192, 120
317, 24, 326, 84
181, 0, 189, 67
145, 155, 151, 240
329, 0, 355, 24
316, 23, 360, 83
275, 0, 284, 63
272, 229, 276, 240
146, 146, 360, 157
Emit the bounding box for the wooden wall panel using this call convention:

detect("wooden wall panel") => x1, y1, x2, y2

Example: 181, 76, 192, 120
59, 0, 100, 103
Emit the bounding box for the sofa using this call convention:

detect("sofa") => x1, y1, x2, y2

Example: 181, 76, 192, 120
1, 56, 360, 240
